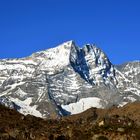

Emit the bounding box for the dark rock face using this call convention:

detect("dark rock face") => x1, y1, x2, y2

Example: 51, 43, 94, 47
0, 41, 139, 118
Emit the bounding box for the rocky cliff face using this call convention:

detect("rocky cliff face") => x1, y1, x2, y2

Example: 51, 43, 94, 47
0, 41, 139, 118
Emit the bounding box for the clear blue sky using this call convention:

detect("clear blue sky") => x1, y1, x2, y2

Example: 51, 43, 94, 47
0, 0, 140, 64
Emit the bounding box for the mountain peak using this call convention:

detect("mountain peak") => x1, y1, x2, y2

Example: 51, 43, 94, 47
32, 41, 115, 84
64, 40, 75, 45
69, 43, 115, 85
0, 41, 140, 118
30, 40, 78, 73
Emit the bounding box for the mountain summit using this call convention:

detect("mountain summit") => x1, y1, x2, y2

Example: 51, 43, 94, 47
0, 41, 140, 118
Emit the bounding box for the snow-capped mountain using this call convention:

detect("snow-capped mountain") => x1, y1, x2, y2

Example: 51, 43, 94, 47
0, 41, 139, 118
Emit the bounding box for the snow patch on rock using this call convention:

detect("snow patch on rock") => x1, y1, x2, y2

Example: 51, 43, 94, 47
61, 97, 105, 115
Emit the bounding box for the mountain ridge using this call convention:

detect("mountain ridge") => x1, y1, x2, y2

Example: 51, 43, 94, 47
0, 41, 139, 118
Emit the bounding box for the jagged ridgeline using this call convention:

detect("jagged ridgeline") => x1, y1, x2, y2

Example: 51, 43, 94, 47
0, 41, 140, 118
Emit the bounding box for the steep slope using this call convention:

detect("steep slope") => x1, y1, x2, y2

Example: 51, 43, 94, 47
115, 61, 140, 106
0, 41, 139, 117
116, 61, 140, 86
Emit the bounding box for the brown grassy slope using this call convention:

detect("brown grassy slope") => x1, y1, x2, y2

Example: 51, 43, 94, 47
0, 102, 140, 140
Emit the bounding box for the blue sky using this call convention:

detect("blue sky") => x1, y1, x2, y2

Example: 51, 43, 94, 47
0, 0, 140, 64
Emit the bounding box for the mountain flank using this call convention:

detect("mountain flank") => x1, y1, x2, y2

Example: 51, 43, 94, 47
0, 41, 139, 118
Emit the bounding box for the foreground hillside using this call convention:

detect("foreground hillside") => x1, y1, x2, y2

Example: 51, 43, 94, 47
0, 102, 140, 140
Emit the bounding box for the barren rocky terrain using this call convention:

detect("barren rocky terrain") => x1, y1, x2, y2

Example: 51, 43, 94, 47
0, 102, 140, 140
